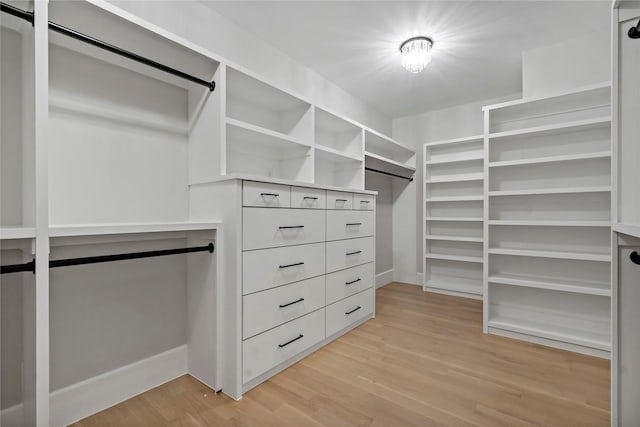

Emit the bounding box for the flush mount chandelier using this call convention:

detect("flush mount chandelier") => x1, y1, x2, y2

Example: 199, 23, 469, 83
399, 36, 433, 73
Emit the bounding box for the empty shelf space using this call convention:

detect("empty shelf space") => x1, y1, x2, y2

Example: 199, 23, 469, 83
488, 116, 611, 140
488, 187, 611, 197
227, 117, 311, 149
488, 220, 611, 227
425, 235, 483, 243
488, 248, 611, 262
425, 217, 483, 222
426, 154, 484, 165
424, 135, 484, 147
425, 279, 482, 296
316, 145, 362, 162
488, 274, 610, 296
426, 196, 484, 202
425, 253, 483, 263
487, 316, 610, 350
426, 173, 484, 184
0, 227, 36, 240
49, 222, 220, 238
488, 151, 611, 168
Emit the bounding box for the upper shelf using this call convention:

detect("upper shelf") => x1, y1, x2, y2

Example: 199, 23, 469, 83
49, 222, 220, 238
364, 129, 415, 165
365, 152, 416, 179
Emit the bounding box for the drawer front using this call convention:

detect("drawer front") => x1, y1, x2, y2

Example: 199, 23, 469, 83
326, 190, 353, 210
326, 262, 374, 305
326, 210, 374, 241
243, 276, 325, 339
353, 194, 375, 211
243, 208, 326, 250
291, 186, 326, 209
326, 288, 373, 338
243, 181, 290, 208
243, 308, 325, 384
242, 243, 325, 295
326, 236, 374, 273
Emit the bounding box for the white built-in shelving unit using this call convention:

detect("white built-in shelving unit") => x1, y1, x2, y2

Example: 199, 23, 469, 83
483, 82, 612, 357
365, 128, 416, 180
423, 135, 485, 299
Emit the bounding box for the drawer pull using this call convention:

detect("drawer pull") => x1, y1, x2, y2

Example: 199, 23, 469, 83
278, 334, 304, 348
303, 196, 318, 200
346, 250, 362, 256
336, 199, 349, 202
360, 200, 370, 204
260, 193, 279, 197
279, 225, 305, 230
279, 261, 304, 269
279, 297, 305, 308
631, 251, 640, 265
346, 306, 361, 315
346, 222, 362, 226
346, 278, 361, 285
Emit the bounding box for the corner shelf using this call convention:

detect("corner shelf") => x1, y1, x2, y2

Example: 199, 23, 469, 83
425, 253, 483, 263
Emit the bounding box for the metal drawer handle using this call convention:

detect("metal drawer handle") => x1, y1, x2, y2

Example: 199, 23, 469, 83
346, 223, 362, 226
631, 251, 640, 265
336, 199, 348, 202
345, 278, 361, 285
360, 200, 370, 204
279, 225, 305, 229
346, 250, 362, 256
260, 193, 279, 197
303, 196, 318, 200
279, 297, 305, 308
278, 334, 304, 348
279, 262, 304, 269
346, 306, 361, 315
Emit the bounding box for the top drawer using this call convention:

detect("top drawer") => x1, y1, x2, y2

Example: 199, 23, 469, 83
243, 181, 290, 208
327, 191, 353, 210
353, 194, 375, 211
291, 186, 326, 209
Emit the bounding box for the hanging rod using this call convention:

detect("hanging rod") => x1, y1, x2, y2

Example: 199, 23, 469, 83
365, 167, 414, 182
0, 2, 216, 92
0, 243, 214, 275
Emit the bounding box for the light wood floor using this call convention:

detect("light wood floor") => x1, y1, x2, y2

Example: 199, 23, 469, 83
73, 283, 610, 426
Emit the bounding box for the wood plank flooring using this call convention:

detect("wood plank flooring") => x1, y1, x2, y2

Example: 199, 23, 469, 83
73, 283, 610, 426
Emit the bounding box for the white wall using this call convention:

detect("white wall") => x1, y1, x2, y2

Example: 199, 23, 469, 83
107, 1, 392, 135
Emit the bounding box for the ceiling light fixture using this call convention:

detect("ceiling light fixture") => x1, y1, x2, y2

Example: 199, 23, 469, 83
399, 36, 433, 74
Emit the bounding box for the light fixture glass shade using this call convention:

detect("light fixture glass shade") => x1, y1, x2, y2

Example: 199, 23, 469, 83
400, 36, 433, 73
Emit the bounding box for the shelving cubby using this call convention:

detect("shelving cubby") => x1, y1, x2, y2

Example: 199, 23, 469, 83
364, 128, 416, 180
484, 83, 612, 356
423, 135, 485, 299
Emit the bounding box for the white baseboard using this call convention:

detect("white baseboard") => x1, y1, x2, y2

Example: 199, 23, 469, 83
375, 269, 394, 288
1, 403, 24, 426
50, 345, 188, 427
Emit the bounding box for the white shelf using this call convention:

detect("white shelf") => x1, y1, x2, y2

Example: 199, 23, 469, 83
426, 173, 484, 184
425, 253, 483, 263
425, 235, 483, 243
426, 196, 484, 202
49, 222, 220, 238
424, 135, 484, 147
488, 274, 610, 296
488, 248, 611, 262
612, 223, 640, 239
487, 317, 610, 351
425, 279, 482, 296
488, 151, 611, 168
315, 145, 362, 162
488, 186, 611, 197
425, 217, 483, 222
0, 227, 36, 240
226, 117, 311, 149
488, 116, 611, 140
488, 220, 611, 227
426, 154, 484, 165
364, 128, 414, 156
364, 152, 415, 179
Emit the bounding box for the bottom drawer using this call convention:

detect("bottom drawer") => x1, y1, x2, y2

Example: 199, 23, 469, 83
243, 308, 325, 384
326, 288, 373, 338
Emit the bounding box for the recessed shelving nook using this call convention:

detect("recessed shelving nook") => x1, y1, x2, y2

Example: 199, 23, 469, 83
423, 135, 485, 299
484, 82, 612, 357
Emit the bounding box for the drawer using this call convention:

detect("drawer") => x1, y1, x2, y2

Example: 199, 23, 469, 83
243, 242, 325, 294
243, 308, 325, 384
326, 190, 353, 210
326, 236, 374, 273
291, 186, 326, 209
326, 262, 374, 305
353, 193, 375, 210
326, 210, 374, 241
243, 181, 290, 208
243, 208, 326, 250
243, 276, 325, 339
326, 288, 373, 338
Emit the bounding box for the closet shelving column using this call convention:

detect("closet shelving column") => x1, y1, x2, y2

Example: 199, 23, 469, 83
423, 136, 484, 299
483, 82, 612, 357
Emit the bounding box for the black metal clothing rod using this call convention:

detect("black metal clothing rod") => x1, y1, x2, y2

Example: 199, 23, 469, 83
0, 2, 216, 92
0, 243, 214, 275
365, 167, 414, 182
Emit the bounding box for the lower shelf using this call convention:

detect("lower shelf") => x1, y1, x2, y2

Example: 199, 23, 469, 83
425, 253, 483, 263
425, 279, 482, 297
488, 273, 610, 296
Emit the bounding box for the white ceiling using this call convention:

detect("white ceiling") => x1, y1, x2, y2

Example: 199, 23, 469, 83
203, 1, 610, 118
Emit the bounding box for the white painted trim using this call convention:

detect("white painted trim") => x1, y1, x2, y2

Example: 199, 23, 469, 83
50, 345, 188, 427
1, 403, 24, 426
375, 269, 394, 288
